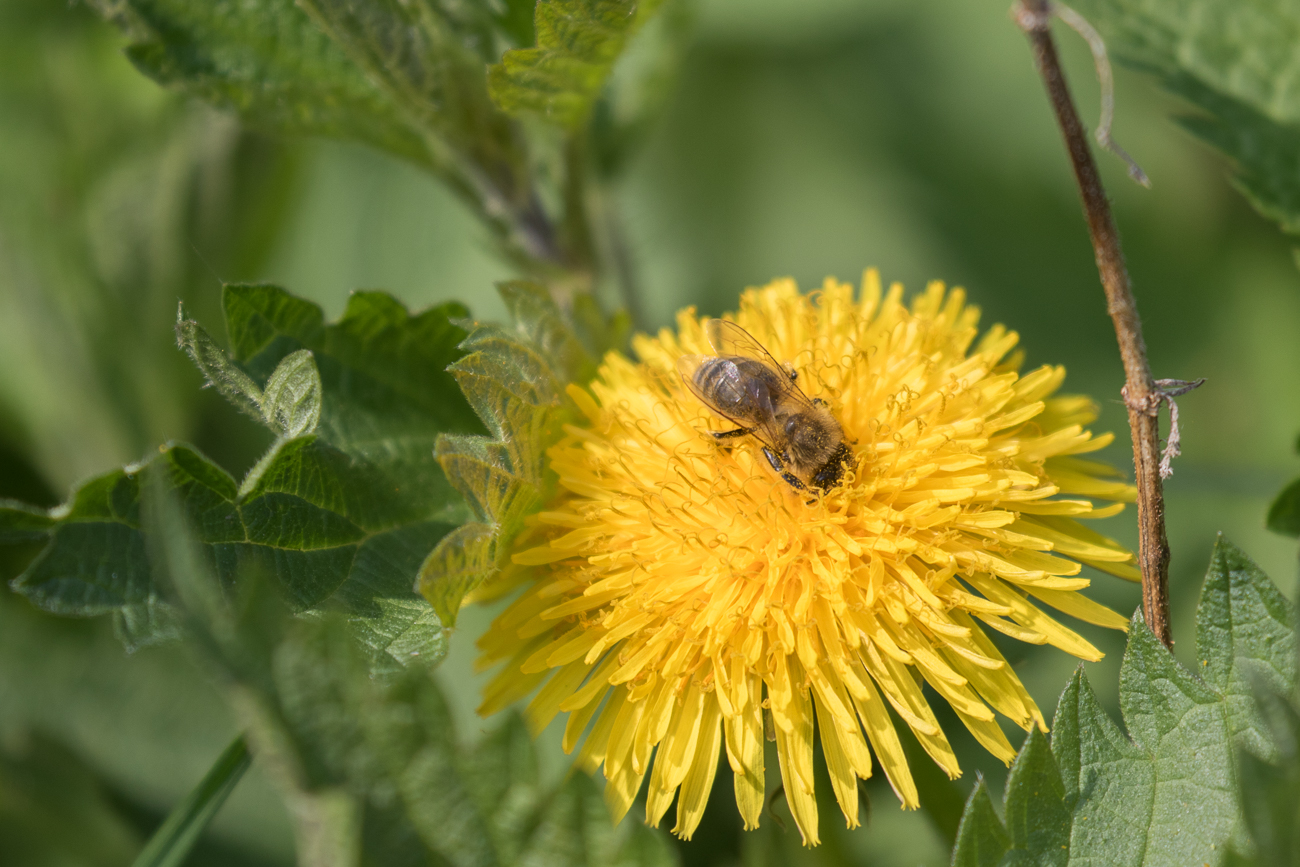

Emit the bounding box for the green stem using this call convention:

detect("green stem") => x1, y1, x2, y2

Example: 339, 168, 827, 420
595, 183, 650, 334
561, 132, 598, 285
131, 734, 251, 867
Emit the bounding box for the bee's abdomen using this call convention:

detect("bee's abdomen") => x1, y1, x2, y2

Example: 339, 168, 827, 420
695, 356, 781, 419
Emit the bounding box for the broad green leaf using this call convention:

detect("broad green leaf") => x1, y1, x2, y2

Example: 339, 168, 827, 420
6, 286, 478, 663
1268, 477, 1300, 537
296, 0, 531, 206
1071, 0, 1300, 238
160, 499, 678, 867
418, 281, 598, 626
489, 0, 669, 128
89, 0, 558, 267
92, 0, 435, 169
1223, 684, 1300, 866
223, 284, 480, 445
950, 535, 1297, 867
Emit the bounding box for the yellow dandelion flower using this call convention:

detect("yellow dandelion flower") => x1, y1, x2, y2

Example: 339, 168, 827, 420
475, 272, 1136, 846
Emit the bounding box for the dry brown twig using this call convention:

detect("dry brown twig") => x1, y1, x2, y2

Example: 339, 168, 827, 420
1011, 0, 1202, 648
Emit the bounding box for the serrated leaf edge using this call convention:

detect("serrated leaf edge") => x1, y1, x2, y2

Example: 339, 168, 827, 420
417, 282, 593, 626
949, 536, 1298, 866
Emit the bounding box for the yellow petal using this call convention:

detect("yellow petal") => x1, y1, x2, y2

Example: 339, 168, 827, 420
674, 696, 723, 839
849, 674, 918, 809
1023, 584, 1130, 630
965, 573, 1103, 661
726, 675, 766, 830
524, 658, 594, 735
774, 705, 819, 845
576, 686, 627, 773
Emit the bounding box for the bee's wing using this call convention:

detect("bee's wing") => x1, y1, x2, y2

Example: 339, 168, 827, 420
704, 318, 819, 412
704, 319, 786, 370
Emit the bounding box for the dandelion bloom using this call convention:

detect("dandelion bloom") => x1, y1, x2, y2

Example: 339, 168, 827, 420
476, 273, 1135, 845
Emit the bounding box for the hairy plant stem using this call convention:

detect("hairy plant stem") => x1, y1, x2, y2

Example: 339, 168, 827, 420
1013, 0, 1172, 647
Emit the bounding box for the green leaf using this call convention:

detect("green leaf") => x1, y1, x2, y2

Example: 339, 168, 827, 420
951, 781, 1011, 867
6, 286, 477, 664
1224, 686, 1300, 866
1002, 728, 1070, 865
418, 281, 596, 626
488, 0, 669, 128
130, 735, 251, 867
223, 284, 480, 444
261, 349, 323, 439
296, 0, 530, 201
89, 0, 560, 268
1267, 477, 1300, 537
1072, 0, 1300, 239
92, 0, 436, 169
176, 313, 265, 424
1195, 538, 1299, 759
950, 535, 1297, 867
166, 516, 678, 867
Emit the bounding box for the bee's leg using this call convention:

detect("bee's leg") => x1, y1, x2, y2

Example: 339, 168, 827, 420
810, 443, 854, 491
710, 427, 753, 440
762, 446, 807, 491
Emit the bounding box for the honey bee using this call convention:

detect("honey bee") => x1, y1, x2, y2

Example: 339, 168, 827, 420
677, 319, 854, 493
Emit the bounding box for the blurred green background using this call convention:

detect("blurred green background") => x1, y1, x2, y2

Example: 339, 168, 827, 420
1, 0, 1297, 864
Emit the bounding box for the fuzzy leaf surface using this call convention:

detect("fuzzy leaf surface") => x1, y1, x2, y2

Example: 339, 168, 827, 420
297, 0, 531, 205
1073, 0, 1300, 237
417, 281, 611, 626
91, 0, 436, 168
489, 0, 668, 127
262, 349, 324, 438
950, 535, 1297, 866
6, 286, 479, 664
90, 0, 550, 265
